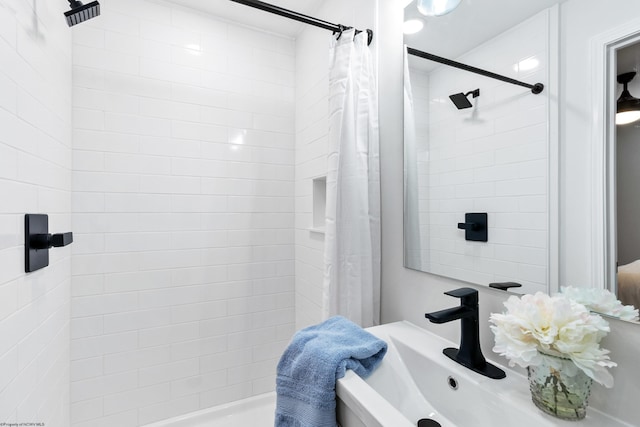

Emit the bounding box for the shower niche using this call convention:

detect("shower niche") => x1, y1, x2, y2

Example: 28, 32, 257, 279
311, 176, 327, 234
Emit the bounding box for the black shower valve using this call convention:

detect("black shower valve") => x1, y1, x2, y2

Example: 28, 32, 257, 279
457, 213, 488, 242
30, 232, 74, 250
457, 222, 480, 231
25, 214, 73, 273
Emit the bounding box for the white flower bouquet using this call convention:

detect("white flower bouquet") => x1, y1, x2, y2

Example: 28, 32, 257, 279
489, 292, 616, 388
560, 286, 639, 322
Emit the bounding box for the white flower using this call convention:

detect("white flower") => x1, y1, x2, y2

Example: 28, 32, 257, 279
489, 292, 616, 388
560, 286, 639, 322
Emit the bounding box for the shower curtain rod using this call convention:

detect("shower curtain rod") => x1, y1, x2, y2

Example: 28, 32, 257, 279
229, 0, 373, 45
407, 47, 544, 94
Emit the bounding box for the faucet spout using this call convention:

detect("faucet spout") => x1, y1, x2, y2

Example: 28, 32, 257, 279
425, 306, 474, 324
425, 287, 505, 380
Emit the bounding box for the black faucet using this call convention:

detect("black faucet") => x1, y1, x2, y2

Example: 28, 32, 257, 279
425, 288, 505, 379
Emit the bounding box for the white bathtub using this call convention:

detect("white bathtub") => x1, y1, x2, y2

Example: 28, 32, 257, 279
142, 392, 276, 427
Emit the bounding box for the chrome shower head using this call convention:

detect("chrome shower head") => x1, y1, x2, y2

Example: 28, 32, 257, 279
449, 89, 480, 110
64, 0, 100, 27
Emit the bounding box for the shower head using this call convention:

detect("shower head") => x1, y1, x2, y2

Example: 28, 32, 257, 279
449, 89, 480, 110
64, 0, 100, 27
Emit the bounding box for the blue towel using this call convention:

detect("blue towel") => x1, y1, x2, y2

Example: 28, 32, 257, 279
274, 316, 387, 427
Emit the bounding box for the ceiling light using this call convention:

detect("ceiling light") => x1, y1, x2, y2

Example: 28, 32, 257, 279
417, 0, 462, 17
403, 19, 424, 35
616, 72, 640, 126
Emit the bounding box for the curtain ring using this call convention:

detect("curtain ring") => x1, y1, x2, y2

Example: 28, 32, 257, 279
334, 24, 346, 40
348, 28, 374, 46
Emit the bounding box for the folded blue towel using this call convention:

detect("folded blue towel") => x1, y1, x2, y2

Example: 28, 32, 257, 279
274, 316, 387, 427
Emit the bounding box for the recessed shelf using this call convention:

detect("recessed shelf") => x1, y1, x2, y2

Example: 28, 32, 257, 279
312, 176, 327, 232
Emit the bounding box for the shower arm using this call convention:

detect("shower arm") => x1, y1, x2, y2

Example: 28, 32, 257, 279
407, 47, 544, 95
228, 0, 373, 45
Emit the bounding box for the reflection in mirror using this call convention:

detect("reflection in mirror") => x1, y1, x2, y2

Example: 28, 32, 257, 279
403, 0, 640, 323
615, 43, 640, 314
403, 0, 558, 295
559, 287, 639, 323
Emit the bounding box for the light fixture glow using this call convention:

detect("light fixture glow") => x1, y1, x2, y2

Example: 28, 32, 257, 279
417, 0, 462, 17
616, 72, 640, 126
513, 57, 539, 73
230, 129, 247, 145
616, 111, 640, 125
403, 19, 424, 35
185, 44, 202, 55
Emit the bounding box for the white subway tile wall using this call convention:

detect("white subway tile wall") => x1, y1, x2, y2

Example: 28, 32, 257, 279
70, 0, 295, 425
0, 1, 72, 426
294, 26, 329, 330
411, 11, 550, 294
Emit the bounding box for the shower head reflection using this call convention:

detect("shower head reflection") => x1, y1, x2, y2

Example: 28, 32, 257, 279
449, 89, 480, 110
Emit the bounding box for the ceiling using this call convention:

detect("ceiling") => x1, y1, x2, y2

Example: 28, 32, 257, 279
164, 0, 326, 37
404, 0, 568, 70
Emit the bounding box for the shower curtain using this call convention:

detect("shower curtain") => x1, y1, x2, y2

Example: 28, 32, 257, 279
323, 28, 380, 328
403, 46, 424, 271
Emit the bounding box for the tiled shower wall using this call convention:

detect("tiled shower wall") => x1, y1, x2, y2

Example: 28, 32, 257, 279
70, 0, 295, 425
0, 1, 72, 426
294, 21, 329, 330
412, 10, 551, 294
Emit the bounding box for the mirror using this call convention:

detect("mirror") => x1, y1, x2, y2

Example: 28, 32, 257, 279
403, 0, 640, 323
403, 0, 560, 295
613, 43, 640, 316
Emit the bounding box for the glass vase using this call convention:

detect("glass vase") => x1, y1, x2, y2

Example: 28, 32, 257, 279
527, 351, 593, 421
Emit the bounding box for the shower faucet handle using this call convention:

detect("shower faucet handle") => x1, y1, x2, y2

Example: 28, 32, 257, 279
30, 232, 73, 249
457, 222, 480, 231
50, 232, 74, 247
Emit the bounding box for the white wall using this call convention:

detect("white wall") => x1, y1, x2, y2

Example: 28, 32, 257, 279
0, 1, 72, 426
69, 0, 295, 425
408, 11, 551, 293
294, 0, 377, 329
379, 0, 640, 424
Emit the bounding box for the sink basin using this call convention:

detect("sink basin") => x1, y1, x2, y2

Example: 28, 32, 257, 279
336, 321, 631, 427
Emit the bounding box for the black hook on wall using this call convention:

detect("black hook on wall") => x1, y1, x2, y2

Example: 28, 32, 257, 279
25, 214, 73, 273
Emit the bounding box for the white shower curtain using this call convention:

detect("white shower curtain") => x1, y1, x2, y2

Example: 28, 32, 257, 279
323, 28, 380, 328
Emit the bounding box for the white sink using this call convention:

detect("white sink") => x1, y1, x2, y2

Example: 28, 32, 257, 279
335, 321, 632, 427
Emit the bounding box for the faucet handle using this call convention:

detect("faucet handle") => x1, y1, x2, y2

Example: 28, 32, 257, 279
489, 282, 522, 291
444, 287, 478, 306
